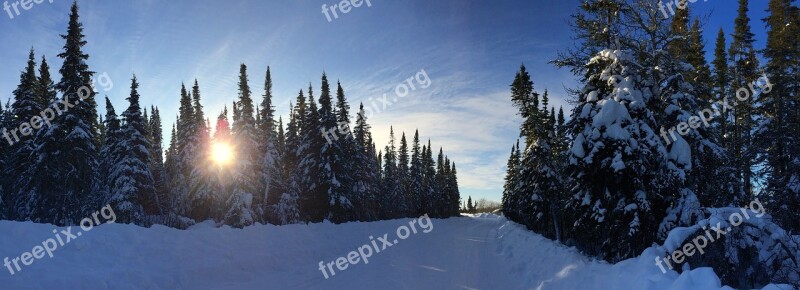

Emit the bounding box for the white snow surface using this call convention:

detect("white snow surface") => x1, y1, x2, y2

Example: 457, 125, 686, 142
0, 214, 780, 289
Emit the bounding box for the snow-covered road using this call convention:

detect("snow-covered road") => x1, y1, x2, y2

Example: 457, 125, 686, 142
0, 214, 742, 289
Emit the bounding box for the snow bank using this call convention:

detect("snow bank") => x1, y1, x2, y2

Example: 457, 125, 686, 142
0, 215, 783, 289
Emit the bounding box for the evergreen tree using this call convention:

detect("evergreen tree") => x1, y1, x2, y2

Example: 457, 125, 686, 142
214, 107, 233, 212
259, 67, 284, 224
25, 2, 99, 225
556, 108, 567, 152
395, 132, 411, 216
728, 0, 760, 203
656, 2, 722, 237
190, 80, 212, 206
381, 128, 398, 218
713, 28, 731, 150
0, 101, 7, 219
274, 110, 300, 225
8, 49, 41, 220
276, 116, 286, 160
667, 0, 691, 58
99, 97, 122, 208
316, 74, 354, 223
507, 64, 565, 238
272, 111, 298, 225
704, 28, 741, 207
186, 80, 216, 222
448, 162, 461, 216
568, 48, 673, 262
173, 83, 197, 216
226, 64, 261, 227
110, 76, 156, 224
143, 108, 150, 140
688, 19, 714, 104
284, 101, 298, 180
422, 140, 437, 218
409, 130, 425, 216
36, 55, 56, 108
525, 99, 562, 238
294, 83, 329, 222
502, 143, 518, 219
433, 148, 447, 217
352, 103, 380, 221
762, 0, 800, 232
553, 1, 678, 260
149, 107, 168, 213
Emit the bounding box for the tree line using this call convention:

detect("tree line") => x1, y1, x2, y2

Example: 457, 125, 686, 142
503, 0, 799, 288
0, 2, 461, 229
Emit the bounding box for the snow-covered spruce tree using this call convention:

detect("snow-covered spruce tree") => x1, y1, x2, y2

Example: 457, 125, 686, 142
422, 140, 437, 217
171, 84, 197, 216
329, 81, 358, 222
185, 80, 216, 221
183, 81, 217, 222
683, 17, 732, 211
275, 159, 300, 226
565, 48, 674, 262
380, 128, 399, 219
259, 67, 284, 224
295, 84, 329, 223
409, 130, 425, 216
0, 101, 7, 220
274, 110, 301, 225
164, 122, 179, 205
509, 64, 564, 239
505, 66, 540, 227
7, 50, 42, 221
315, 76, 355, 223
208, 107, 233, 221
148, 106, 169, 213
35, 55, 57, 113
269, 109, 295, 224
395, 133, 411, 217
501, 142, 518, 220
728, 0, 760, 204
225, 64, 261, 227
108, 76, 156, 224
99, 97, 123, 208
281, 92, 305, 224
706, 28, 740, 208
552, 0, 728, 262
433, 148, 448, 217
438, 157, 461, 217
657, 3, 721, 238
448, 162, 461, 216
762, 0, 800, 232
24, 2, 99, 225
556, 1, 678, 256
352, 103, 381, 221
664, 207, 800, 288
285, 92, 305, 184
276, 116, 286, 171
0, 102, 5, 220
164, 123, 177, 194
687, 19, 714, 106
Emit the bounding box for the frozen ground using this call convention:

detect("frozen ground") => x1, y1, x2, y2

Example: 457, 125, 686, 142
0, 214, 781, 289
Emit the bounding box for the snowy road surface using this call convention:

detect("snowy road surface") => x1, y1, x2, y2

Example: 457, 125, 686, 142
0, 214, 742, 289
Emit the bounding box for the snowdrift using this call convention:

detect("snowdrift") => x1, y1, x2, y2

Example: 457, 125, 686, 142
0, 214, 788, 289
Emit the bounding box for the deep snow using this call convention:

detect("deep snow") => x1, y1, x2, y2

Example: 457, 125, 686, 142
0, 214, 784, 289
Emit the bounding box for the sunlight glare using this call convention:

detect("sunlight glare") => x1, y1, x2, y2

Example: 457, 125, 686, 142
211, 142, 234, 166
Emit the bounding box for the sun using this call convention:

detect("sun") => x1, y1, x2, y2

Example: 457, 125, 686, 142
211, 142, 234, 166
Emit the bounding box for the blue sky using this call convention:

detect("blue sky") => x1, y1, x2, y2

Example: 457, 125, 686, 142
0, 0, 770, 202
